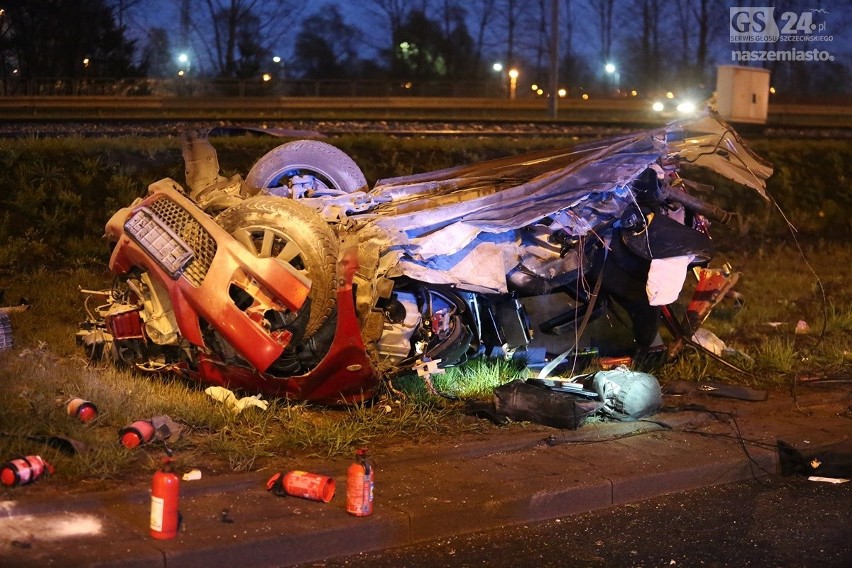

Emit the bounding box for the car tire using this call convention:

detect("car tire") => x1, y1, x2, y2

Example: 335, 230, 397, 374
216, 197, 338, 338
244, 140, 368, 197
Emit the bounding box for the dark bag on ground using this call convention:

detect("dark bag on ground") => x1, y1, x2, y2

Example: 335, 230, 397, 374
777, 440, 852, 478
591, 369, 662, 421
492, 379, 602, 429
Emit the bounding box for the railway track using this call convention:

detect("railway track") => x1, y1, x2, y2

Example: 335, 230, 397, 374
0, 96, 848, 138
0, 117, 847, 140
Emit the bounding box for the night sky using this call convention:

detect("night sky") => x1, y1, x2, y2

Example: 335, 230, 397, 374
128, 0, 850, 88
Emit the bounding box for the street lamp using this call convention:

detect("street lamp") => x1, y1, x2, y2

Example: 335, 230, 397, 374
604, 62, 620, 95
490, 63, 505, 97
508, 68, 519, 100
177, 53, 190, 76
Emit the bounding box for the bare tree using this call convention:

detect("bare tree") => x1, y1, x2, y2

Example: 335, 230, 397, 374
671, 0, 727, 89
191, 0, 303, 78
431, 0, 477, 79
363, 0, 428, 63
585, 0, 615, 63
513, 0, 562, 85
106, 0, 146, 29
291, 5, 360, 80
467, 0, 498, 73
625, 0, 664, 93
366, 0, 413, 33
673, 0, 691, 78
533, 0, 549, 80
487, 0, 525, 68
561, 0, 574, 54
692, 0, 717, 87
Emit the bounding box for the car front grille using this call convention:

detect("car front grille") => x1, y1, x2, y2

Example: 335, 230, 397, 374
144, 196, 217, 286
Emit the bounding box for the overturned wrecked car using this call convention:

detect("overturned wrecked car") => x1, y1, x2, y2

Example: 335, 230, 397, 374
77, 112, 772, 404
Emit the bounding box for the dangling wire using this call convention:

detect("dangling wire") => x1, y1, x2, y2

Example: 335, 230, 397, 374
768, 194, 830, 414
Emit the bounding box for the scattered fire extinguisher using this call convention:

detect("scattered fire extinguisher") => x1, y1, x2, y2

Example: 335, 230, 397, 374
266, 470, 336, 502
1, 455, 54, 487
150, 457, 180, 540
119, 420, 155, 448
66, 398, 98, 423
346, 449, 374, 517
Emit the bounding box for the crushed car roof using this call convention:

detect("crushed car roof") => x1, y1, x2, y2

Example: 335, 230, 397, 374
339, 112, 772, 293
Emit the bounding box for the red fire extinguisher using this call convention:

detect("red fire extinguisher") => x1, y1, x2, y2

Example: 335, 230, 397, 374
283, 470, 336, 502
1, 455, 54, 487
66, 398, 98, 423
346, 449, 374, 517
119, 420, 156, 449
150, 457, 180, 539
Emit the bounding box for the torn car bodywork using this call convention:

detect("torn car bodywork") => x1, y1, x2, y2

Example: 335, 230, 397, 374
78, 112, 772, 404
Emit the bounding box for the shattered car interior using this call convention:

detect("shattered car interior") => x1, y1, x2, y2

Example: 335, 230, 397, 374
77, 112, 773, 405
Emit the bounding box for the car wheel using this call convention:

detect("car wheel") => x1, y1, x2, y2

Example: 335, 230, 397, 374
244, 140, 368, 198
216, 197, 338, 338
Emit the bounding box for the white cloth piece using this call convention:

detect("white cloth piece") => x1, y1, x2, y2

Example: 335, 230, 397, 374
645, 254, 694, 306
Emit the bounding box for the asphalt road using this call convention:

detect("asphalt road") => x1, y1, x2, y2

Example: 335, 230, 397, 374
297, 476, 852, 568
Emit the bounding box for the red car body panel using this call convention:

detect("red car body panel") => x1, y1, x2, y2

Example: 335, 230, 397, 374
188, 248, 379, 404
106, 183, 311, 373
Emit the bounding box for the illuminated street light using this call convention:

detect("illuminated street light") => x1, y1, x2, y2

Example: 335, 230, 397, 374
492, 62, 503, 72
508, 68, 519, 100
262, 73, 272, 82
558, 88, 567, 98
273, 56, 281, 64
176, 53, 191, 77
604, 62, 620, 95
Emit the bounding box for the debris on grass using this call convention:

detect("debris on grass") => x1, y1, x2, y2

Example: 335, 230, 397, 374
205, 386, 270, 413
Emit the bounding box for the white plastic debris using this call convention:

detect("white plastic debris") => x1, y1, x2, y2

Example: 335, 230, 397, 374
691, 328, 727, 356
807, 476, 849, 484
204, 386, 269, 413
182, 469, 202, 481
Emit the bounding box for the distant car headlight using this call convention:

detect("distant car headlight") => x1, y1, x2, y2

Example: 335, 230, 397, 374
651, 101, 665, 112
676, 101, 696, 114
